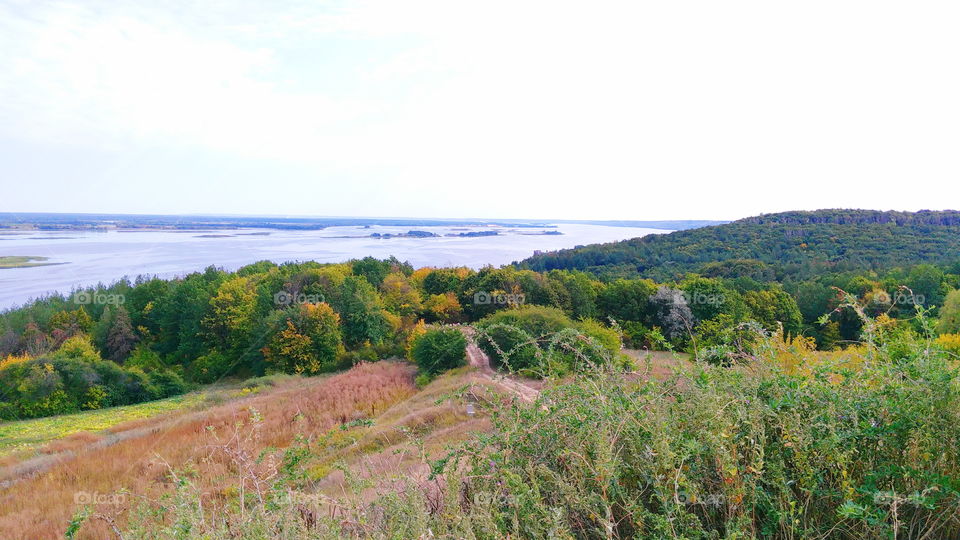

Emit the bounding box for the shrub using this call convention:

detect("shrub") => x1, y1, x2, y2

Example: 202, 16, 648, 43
414, 372, 434, 388
0, 401, 17, 421
410, 328, 466, 375
241, 373, 295, 391
475, 306, 579, 371
188, 350, 233, 384
620, 321, 667, 349
0, 355, 187, 420
575, 318, 621, 353
147, 370, 188, 398
337, 346, 378, 367
125, 344, 167, 372
52, 334, 102, 363
476, 306, 623, 376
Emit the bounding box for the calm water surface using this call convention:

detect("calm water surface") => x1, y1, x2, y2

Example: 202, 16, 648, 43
0, 223, 666, 309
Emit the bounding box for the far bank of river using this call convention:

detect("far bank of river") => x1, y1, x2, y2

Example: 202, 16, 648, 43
0, 223, 668, 309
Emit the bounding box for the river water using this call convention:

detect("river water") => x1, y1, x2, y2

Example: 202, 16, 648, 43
0, 223, 666, 310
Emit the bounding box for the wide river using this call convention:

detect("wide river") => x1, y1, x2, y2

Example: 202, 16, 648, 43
0, 223, 666, 310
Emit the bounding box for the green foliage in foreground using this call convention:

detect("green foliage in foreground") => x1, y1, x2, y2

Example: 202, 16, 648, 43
447, 364, 958, 537
112, 310, 960, 539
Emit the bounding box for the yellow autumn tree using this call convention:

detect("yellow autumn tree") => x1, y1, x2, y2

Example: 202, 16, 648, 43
204, 275, 259, 351
262, 303, 344, 375
424, 292, 462, 322
380, 272, 423, 316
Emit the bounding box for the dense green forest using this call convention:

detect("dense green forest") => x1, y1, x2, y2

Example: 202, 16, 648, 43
3, 210, 960, 422
518, 209, 960, 281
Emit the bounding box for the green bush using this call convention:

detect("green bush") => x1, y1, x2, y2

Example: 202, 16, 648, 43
410, 328, 466, 375
621, 321, 666, 349
188, 350, 233, 384
335, 341, 402, 368
475, 306, 580, 372
241, 373, 295, 391
414, 372, 434, 388
336, 346, 378, 368
147, 369, 188, 398
0, 356, 187, 421
476, 306, 623, 377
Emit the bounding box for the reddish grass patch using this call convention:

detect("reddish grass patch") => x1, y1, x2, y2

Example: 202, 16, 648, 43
39, 431, 103, 455
0, 361, 416, 540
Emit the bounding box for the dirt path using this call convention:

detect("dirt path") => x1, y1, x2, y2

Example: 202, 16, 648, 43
459, 326, 540, 403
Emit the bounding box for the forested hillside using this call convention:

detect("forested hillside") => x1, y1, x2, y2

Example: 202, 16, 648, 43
518, 209, 960, 281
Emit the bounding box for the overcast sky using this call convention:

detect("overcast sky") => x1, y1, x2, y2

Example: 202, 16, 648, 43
1, 1, 958, 220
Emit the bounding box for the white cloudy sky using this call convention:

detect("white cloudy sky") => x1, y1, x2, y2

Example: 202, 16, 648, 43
1, 0, 958, 220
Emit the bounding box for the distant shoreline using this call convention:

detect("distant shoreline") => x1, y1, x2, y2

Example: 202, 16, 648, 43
0, 212, 723, 233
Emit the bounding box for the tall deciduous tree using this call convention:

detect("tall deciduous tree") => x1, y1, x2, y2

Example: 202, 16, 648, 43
743, 287, 803, 336
647, 286, 696, 341
332, 276, 390, 347
107, 306, 138, 362
203, 275, 259, 354
263, 303, 344, 374
598, 279, 657, 325
380, 273, 423, 316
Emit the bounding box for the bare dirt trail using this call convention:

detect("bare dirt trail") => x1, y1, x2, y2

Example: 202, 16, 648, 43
459, 326, 540, 403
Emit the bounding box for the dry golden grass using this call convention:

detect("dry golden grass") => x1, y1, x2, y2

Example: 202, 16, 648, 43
38, 431, 104, 455
0, 361, 416, 540
310, 366, 497, 506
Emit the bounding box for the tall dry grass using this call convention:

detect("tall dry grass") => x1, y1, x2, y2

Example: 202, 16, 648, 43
0, 361, 415, 539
